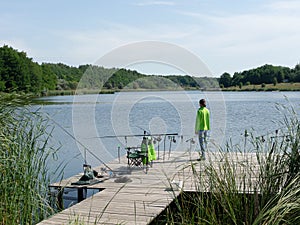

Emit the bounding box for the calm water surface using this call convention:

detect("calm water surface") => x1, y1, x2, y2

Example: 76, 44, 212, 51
37, 91, 300, 180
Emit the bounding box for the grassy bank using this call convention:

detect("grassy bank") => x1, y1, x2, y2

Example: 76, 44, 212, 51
45, 89, 116, 96
44, 87, 203, 96
0, 94, 58, 224
222, 82, 300, 91
45, 82, 300, 96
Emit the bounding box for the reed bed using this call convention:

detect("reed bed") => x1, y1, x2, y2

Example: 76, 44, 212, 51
0, 94, 57, 224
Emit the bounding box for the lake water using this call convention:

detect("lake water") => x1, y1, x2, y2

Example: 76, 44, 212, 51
36, 91, 300, 180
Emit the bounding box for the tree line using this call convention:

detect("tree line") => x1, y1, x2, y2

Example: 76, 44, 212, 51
0, 45, 219, 94
219, 64, 300, 88
1, 45, 299, 94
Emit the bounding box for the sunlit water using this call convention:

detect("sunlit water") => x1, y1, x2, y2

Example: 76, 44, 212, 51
36, 91, 300, 181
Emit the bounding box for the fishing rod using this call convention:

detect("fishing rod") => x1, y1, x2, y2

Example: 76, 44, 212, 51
46, 114, 114, 173
98, 132, 179, 139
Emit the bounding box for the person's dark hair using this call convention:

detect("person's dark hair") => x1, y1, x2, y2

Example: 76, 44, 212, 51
199, 99, 206, 107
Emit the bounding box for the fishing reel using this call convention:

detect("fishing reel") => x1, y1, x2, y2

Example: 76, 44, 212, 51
186, 137, 196, 144
168, 135, 176, 143
153, 135, 162, 144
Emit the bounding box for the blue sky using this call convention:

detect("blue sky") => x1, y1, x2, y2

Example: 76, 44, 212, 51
1, 0, 300, 76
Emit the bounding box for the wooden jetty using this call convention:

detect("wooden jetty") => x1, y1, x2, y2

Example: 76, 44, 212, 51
37, 150, 259, 225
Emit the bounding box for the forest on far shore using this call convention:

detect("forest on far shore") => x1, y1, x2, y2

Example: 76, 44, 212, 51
1, 45, 300, 95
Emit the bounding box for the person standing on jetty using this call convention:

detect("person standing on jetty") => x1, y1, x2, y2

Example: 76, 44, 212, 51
195, 99, 210, 160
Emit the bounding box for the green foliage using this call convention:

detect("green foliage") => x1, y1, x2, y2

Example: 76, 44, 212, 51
0, 45, 57, 94
164, 75, 199, 88
104, 68, 144, 89
192, 76, 220, 90
239, 82, 243, 89
133, 76, 178, 90
219, 72, 232, 87
219, 64, 297, 88
0, 94, 57, 224
77, 65, 117, 90
291, 63, 300, 82
273, 77, 278, 86
43, 63, 84, 91
103, 70, 219, 90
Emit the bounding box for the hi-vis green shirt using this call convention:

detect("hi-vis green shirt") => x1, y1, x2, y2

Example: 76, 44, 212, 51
195, 106, 210, 132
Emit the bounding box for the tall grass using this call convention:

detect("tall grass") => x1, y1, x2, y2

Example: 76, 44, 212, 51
0, 94, 57, 224
156, 104, 300, 224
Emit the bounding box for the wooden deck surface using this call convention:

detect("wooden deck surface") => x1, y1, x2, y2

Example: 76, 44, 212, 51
37, 151, 259, 225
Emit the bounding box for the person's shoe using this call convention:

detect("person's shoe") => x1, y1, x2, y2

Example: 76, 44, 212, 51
196, 158, 201, 161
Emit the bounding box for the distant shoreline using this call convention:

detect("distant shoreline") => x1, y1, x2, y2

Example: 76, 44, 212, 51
43, 82, 300, 96
221, 82, 300, 92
